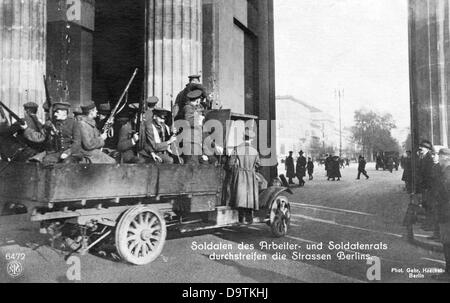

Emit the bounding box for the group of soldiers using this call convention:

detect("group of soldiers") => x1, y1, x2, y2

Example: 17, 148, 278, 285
0, 75, 219, 166
0, 75, 264, 218
404, 140, 450, 281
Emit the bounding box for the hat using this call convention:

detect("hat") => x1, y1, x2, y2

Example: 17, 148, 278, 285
289, 151, 293, 154
73, 107, 83, 116
81, 102, 96, 114
97, 103, 111, 115
24, 102, 39, 109
187, 90, 203, 100
188, 75, 201, 80
147, 96, 159, 106
53, 102, 71, 111
439, 148, 450, 156
299, 150, 304, 154
419, 140, 433, 150
128, 103, 140, 111
153, 107, 170, 118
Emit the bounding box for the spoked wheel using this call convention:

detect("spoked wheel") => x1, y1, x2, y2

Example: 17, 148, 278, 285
115, 206, 167, 265
269, 196, 291, 238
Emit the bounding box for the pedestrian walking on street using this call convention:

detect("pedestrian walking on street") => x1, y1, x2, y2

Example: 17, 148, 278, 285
329, 156, 341, 181
356, 156, 369, 180
402, 151, 413, 193
285, 151, 295, 184
418, 140, 436, 232
307, 157, 314, 180
296, 151, 307, 187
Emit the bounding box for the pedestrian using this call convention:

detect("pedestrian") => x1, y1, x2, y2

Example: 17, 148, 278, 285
329, 156, 342, 181
386, 156, 394, 173
285, 151, 295, 184
296, 151, 307, 186
418, 140, 436, 231
307, 157, 314, 180
402, 151, 413, 193
356, 156, 369, 180
431, 148, 450, 281
325, 154, 332, 179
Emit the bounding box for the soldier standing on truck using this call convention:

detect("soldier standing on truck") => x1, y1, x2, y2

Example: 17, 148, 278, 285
173, 75, 209, 120
77, 102, 116, 164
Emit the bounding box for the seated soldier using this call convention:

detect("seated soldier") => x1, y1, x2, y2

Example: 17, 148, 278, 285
143, 108, 177, 164
25, 102, 81, 164
118, 103, 161, 164
77, 102, 116, 164
19, 102, 46, 153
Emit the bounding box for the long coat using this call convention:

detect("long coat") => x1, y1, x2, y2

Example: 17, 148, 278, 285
225, 143, 260, 210
77, 116, 115, 164
329, 157, 342, 178
285, 156, 295, 178
435, 166, 450, 243
296, 156, 307, 178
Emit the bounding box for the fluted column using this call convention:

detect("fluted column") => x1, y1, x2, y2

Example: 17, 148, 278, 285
147, 0, 202, 109
0, 0, 46, 118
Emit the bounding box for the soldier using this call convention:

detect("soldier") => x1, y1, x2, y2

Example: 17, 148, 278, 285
418, 140, 436, 231
77, 102, 116, 164
143, 96, 159, 123
18, 102, 46, 153
24, 102, 82, 164
178, 90, 206, 164
143, 108, 177, 164
356, 156, 369, 180
296, 151, 307, 186
224, 131, 260, 224
285, 151, 295, 184
0, 113, 36, 162
432, 148, 450, 281
117, 103, 160, 164
307, 157, 314, 181
174, 75, 208, 120
96, 102, 111, 131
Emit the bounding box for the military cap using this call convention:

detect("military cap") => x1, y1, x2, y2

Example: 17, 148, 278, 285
73, 107, 83, 116
98, 103, 111, 115
81, 102, 97, 114
128, 103, 140, 111
299, 150, 304, 154
53, 102, 71, 111
153, 107, 170, 118
439, 148, 450, 156
289, 151, 293, 154
147, 96, 159, 106
419, 140, 433, 150
188, 75, 201, 80
23, 102, 39, 109
187, 90, 203, 100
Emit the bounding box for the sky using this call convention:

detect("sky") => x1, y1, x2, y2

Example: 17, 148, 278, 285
274, 0, 410, 142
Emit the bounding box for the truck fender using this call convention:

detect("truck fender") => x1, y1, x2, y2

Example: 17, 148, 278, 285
259, 186, 291, 210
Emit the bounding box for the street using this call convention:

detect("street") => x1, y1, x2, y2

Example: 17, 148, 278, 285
0, 163, 447, 283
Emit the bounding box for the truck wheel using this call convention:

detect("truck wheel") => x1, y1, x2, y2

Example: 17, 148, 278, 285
269, 196, 291, 238
115, 206, 166, 265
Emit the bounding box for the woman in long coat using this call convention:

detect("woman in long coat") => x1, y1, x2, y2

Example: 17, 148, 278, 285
225, 138, 261, 210
285, 151, 295, 184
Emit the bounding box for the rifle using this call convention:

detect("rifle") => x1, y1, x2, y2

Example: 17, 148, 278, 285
170, 98, 182, 164
136, 89, 146, 153
43, 75, 52, 119
103, 68, 139, 137
0, 101, 25, 126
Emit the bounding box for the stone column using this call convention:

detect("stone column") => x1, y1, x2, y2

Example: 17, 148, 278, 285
0, 0, 46, 118
46, 0, 95, 108
147, 0, 202, 109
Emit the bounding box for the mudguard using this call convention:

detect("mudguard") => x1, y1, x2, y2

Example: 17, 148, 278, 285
259, 186, 291, 210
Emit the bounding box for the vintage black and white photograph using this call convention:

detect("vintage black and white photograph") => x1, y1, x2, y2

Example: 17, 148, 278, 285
0, 0, 449, 287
